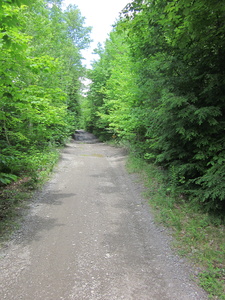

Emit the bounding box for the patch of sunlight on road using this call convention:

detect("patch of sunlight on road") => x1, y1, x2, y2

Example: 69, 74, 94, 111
81, 154, 104, 158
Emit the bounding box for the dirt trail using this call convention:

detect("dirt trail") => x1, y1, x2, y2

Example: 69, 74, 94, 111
0, 132, 208, 299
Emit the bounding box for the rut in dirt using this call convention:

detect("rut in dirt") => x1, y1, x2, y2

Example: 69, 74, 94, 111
0, 132, 208, 300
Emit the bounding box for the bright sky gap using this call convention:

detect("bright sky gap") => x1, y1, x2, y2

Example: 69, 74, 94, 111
62, 0, 130, 67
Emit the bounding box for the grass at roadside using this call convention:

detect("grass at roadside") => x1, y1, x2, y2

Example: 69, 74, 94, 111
126, 154, 225, 300
0, 149, 60, 245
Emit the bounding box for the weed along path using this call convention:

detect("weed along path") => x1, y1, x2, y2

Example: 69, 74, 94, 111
0, 132, 208, 300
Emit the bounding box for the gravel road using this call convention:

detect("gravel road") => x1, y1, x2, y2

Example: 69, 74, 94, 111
0, 132, 208, 300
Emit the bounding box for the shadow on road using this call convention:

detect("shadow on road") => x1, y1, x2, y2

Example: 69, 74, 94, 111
10, 191, 76, 247
73, 129, 100, 144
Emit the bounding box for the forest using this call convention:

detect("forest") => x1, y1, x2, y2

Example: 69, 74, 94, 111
0, 0, 91, 186
1, 1, 225, 297
84, 0, 225, 214
1, 0, 225, 213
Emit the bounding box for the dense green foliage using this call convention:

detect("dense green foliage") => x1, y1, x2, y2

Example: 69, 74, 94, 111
84, 0, 225, 213
0, 0, 91, 185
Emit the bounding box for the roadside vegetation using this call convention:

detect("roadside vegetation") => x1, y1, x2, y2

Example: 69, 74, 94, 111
0, 148, 60, 242
83, 1, 225, 299
84, 0, 225, 216
126, 153, 225, 299
0, 0, 91, 240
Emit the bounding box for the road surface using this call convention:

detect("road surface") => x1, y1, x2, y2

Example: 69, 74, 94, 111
0, 132, 208, 299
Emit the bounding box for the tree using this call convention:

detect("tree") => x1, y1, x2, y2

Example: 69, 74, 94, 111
86, 0, 225, 212
94, 28, 138, 141
0, 0, 92, 184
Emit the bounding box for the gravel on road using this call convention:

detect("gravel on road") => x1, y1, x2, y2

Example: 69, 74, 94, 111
0, 133, 208, 299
